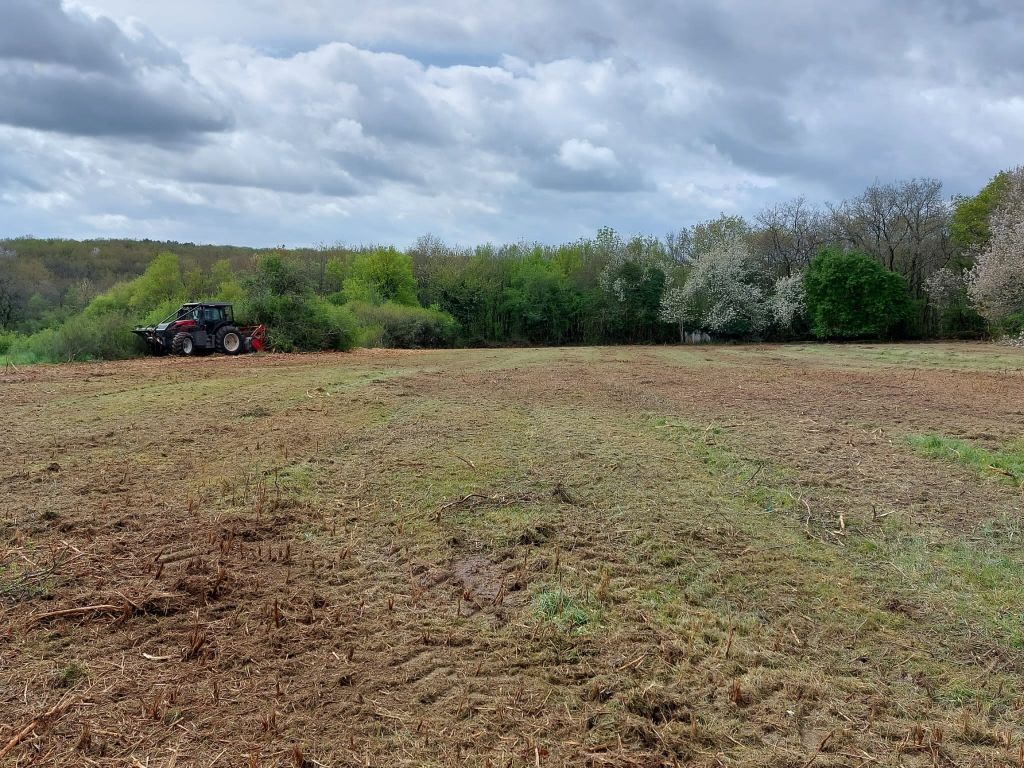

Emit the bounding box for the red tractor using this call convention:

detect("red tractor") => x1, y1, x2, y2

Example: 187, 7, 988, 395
133, 302, 266, 356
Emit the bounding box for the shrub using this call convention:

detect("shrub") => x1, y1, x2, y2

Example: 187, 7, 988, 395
242, 256, 358, 352
994, 312, 1024, 338
348, 301, 459, 348
247, 294, 358, 352
9, 313, 142, 362
924, 268, 987, 338
9, 328, 59, 363
57, 312, 142, 360
804, 249, 911, 339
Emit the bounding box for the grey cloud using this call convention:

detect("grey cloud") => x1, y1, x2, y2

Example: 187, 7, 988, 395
0, 0, 147, 73
0, 149, 45, 191
529, 164, 651, 194
0, 64, 230, 138
0, 0, 230, 140
179, 149, 362, 198
328, 150, 426, 185
316, 45, 454, 146
698, 90, 808, 178
2, 0, 1024, 246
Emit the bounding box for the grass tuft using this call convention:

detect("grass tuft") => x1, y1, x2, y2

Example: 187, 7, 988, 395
533, 589, 593, 632
907, 434, 1024, 485
54, 661, 89, 689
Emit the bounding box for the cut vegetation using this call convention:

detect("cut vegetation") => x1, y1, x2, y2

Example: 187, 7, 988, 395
2, 342, 1024, 766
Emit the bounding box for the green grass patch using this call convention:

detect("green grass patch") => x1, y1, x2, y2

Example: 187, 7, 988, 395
453, 504, 550, 549
907, 434, 1024, 485
648, 416, 1024, 653
53, 661, 89, 689
1, 350, 44, 366
771, 343, 1024, 371
0, 561, 54, 600
533, 589, 595, 633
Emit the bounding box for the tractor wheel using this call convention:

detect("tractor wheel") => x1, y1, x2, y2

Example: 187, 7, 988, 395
216, 326, 243, 355
171, 332, 195, 356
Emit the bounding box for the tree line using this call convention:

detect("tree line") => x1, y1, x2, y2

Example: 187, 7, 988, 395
1, 168, 1022, 362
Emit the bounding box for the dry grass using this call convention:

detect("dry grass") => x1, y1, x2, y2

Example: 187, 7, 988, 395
2, 343, 1023, 767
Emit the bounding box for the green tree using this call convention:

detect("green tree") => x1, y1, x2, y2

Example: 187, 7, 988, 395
599, 231, 674, 342
502, 254, 580, 344
951, 171, 1012, 253
344, 247, 418, 306
82, 252, 186, 322
804, 249, 911, 339
324, 255, 350, 294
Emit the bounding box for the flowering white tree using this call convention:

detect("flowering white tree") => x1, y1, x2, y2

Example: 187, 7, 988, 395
659, 237, 770, 339
966, 168, 1024, 325
769, 273, 806, 330
925, 268, 967, 311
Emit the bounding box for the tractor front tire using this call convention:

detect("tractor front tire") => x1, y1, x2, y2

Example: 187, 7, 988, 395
216, 326, 243, 355
171, 332, 195, 356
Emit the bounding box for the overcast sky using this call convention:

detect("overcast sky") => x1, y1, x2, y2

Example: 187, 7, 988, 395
0, 0, 1020, 247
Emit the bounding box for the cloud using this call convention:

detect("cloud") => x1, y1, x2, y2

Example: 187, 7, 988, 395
558, 139, 618, 173
0, 0, 1021, 245
0, 0, 230, 139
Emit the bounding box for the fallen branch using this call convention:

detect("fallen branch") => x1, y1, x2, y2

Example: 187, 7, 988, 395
437, 493, 489, 512
616, 653, 647, 671
0, 694, 77, 759
26, 603, 124, 627
0, 552, 73, 598
451, 453, 476, 469
154, 549, 206, 566
745, 463, 765, 484
141, 652, 176, 662
987, 464, 1017, 479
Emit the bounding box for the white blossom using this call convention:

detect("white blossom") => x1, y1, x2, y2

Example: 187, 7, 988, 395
660, 237, 770, 337
966, 167, 1024, 325
769, 273, 806, 329
924, 267, 968, 312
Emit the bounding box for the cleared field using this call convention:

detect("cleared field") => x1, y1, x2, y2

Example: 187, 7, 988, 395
2, 343, 1023, 767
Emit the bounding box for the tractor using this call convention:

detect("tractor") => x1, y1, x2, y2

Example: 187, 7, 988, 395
133, 302, 266, 356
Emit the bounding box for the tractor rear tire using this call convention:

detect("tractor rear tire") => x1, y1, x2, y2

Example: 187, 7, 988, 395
216, 326, 243, 355
171, 332, 195, 356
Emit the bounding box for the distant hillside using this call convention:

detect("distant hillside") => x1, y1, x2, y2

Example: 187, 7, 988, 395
0, 238, 295, 330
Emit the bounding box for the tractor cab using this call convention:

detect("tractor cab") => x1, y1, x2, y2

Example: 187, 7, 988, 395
186, 302, 234, 331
